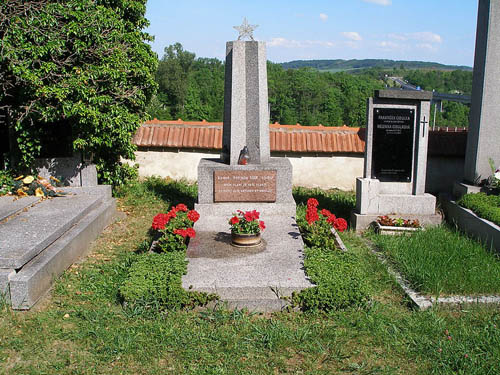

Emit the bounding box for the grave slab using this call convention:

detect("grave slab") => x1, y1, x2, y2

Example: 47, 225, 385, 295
0, 196, 40, 222
0, 195, 101, 269
183, 214, 312, 311
9, 198, 116, 309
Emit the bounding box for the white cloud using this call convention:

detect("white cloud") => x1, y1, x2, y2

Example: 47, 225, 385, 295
377, 41, 400, 49
389, 32, 442, 43
412, 31, 442, 43
363, 0, 392, 6
267, 37, 335, 48
319, 13, 328, 21
341, 32, 362, 41
416, 43, 437, 51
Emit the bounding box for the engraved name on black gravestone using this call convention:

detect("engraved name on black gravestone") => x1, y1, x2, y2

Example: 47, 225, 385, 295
372, 108, 415, 182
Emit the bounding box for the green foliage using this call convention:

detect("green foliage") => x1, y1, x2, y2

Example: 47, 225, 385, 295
404, 69, 473, 95
119, 251, 216, 311
431, 100, 470, 128
293, 247, 371, 312
458, 193, 500, 226
0, 1, 157, 184
152, 44, 383, 126
281, 59, 471, 72
0, 170, 15, 195
293, 186, 356, 221
119, 252, 188, 310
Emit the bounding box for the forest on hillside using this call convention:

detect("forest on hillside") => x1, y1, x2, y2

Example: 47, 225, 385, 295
148, 43, 472, 127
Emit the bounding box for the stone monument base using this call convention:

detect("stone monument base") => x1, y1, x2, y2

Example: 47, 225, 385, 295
197, 157, 296, 217
351, 212, 443, 232
352, 177, 442, 231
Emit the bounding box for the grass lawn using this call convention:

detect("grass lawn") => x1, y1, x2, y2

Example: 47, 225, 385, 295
370, 225, 500, 296
1, 178, 499, 374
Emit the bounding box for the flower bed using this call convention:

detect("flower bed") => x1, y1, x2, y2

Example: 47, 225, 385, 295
458, 193, 500, 227
292, 198, 370, 312
120, 203, 217, 310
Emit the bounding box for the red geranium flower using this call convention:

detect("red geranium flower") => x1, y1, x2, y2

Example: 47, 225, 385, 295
320, 209, 332, 217
333, 218, 348, 232
259, 220, 266, 230
230, 216, 240, 225
187, 210, 200, 223
151, 213, 170, 230
305, 206, 319, 225
175, 203, 188, 212
174, 228, 187, 238
307, 198, 319, 208
326, 214, 337, 225
244, 210, 259, 222
186, 228, 196, 238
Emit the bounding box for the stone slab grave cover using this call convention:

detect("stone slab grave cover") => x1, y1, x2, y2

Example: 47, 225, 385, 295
352, 90, 442, 231
183, 21, 312, 311
0, 186, 116, 309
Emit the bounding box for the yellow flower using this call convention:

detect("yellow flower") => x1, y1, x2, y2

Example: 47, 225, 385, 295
49, 176, 60, 183
14, 175, 24, 181
35, 188, 45, 197
16, 188, 27, 197
22, 176, 34, 184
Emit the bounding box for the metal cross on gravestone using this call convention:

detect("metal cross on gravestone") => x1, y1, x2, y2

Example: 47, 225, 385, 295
421, 116, 428, 137
233, 17, 258, 41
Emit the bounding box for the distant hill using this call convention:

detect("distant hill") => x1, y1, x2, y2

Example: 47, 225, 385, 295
281, 59, 472, 72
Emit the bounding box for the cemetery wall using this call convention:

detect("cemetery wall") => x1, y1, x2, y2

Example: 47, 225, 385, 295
131, 121, 466, 193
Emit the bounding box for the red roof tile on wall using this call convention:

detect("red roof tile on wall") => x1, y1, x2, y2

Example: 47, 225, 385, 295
133, 120, 465, 156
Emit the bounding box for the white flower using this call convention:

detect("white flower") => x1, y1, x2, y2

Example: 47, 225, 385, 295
494, 171, 500, 180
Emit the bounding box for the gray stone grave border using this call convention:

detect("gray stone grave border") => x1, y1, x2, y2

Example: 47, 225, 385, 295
367, 240, 500, 310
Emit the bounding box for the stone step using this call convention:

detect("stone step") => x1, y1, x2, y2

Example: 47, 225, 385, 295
0, 195, 103, 269
9, 198, 117, 310
183, 214, 312, 312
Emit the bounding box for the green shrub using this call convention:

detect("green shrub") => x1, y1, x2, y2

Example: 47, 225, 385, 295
0, 170, 15, 195
119, 252, 216, 311
458, 193, 500, 226
293, 247, 371, 312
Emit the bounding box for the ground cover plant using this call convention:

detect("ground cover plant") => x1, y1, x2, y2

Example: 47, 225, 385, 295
293, 198, 370, 312
1, 178, 500, 374
371, 225, 500, 296
458, 192, 500, 227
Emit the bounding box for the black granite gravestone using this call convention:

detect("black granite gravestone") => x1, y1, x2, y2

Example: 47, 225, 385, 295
372, 107, 414, 182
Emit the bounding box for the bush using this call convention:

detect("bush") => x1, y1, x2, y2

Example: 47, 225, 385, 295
293, 247, 371, 312
0, 170, 15, 195
458, 193, 500, 226
119, 252, 216, 311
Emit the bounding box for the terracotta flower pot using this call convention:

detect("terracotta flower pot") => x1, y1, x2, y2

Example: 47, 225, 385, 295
231, 232, 261, 247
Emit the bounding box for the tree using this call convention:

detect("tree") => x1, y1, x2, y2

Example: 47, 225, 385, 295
156, 43, 195, 119
0, 0, 157, 184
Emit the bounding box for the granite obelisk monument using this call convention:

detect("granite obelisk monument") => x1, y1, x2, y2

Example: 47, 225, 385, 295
183, 19, 311, 311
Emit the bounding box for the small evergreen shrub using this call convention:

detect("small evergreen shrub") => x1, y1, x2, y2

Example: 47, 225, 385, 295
458, 193, 500, 226
293, 247, 371, 312
119, 252, 216, 311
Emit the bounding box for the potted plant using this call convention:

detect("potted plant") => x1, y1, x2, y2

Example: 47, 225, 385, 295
228, 210, 265, 247
374, 215, 421, 235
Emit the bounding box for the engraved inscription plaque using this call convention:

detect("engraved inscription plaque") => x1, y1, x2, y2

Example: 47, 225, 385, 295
372, 107, 415, 182
214, 170, 277, 202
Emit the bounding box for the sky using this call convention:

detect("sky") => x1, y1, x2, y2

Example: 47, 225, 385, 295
145, 0, 479, 67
